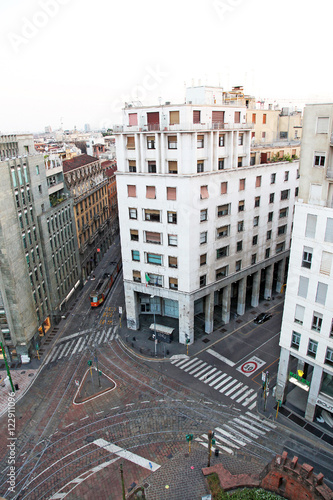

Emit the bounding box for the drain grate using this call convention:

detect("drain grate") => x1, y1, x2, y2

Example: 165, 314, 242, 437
202, 338, 210, 344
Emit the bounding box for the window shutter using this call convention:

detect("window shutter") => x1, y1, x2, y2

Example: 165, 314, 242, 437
295, 305, 305, 324
316, 282, 328, 305
256, 176, 261, 187
193, 110, 201, 123
197, 135, 204, 141
169, 256, 177, 267
146, 186, 156, 199
168, 161, 178, 173
127, 137, 135, 149
212, 111, 224, 123
320, 251, 332, 275
169, 111, 179, 125
128, 113, 138, 126
305, 214, 317, 238
325, 218, 333, 242
147, 112, 159, 125
127, 185, 136, 197
128, 160, 136, 167
130, 229, 138, 237
146, 231, 161, 243
167, 187, 176, 200
234, 112, 240, 123
221, 182, 227, 194
239, 179, 245, 190
298, 276, 309, 298
200, 186, 209, 199
317, 117, 329, 133
133, 270, 141, 279
169, 277, 178, 285
168, 135, 177, 143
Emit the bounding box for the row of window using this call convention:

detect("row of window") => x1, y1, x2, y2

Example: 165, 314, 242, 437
47, 206, 71, 233
14, 186, 32, 208
127, 132, 245, 151
294, 304, 333, 337
291, 332, 333, 366
127, 110, 242, 128
75, 187, 107, 215
301, 247, 332, 276
305, 214, 333, 242
298, 276, 328, 305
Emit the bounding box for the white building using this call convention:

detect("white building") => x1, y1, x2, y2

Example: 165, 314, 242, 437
276, 104, 333, 423
114, 87, 299, 344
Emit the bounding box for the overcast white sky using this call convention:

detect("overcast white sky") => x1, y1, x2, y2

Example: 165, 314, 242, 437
1, 0, 332, 133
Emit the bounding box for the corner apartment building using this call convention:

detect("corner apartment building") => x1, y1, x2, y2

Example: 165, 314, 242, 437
276, 104, 333, 423
63, 154, 111, 279
114, 87, 299, 344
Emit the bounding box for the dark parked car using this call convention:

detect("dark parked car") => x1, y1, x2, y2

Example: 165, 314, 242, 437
254, 313, 272, 324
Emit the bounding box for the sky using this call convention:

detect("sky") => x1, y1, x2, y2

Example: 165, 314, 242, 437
1, 0, 333, 133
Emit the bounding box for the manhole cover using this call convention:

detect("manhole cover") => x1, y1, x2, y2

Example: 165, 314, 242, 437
202, 338, 210, 343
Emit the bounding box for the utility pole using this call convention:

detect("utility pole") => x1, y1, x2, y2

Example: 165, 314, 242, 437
263, 370, 269, 412
207, 430, 215, 467
0, 342, 15, 393
120, 463, 126, 500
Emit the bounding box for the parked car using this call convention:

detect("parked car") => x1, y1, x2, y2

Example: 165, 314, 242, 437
254, 313, 272, 324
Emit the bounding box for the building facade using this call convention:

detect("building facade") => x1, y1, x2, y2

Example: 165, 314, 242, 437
276, 104, 333, 423
115, 88, 299, 344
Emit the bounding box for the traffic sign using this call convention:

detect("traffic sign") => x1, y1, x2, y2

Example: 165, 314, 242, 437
237, 356, 266, 377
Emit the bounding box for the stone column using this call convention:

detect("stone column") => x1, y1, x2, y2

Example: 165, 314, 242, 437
222, 284, 231, 324
125, 286, 139, 330
179, 295, 194, 344
264, 264, 274, 300
275, 347, 291, 403
305, 364, 323, 422
205, 292, 214, 334
237, 277, 246, 316
251, 271, 260, 307
276, 258, 286, 293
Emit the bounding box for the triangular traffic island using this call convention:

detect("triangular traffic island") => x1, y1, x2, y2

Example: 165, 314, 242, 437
73, 368, 116, 405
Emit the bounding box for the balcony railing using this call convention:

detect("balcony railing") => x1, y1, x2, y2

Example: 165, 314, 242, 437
113, 122, 254, 133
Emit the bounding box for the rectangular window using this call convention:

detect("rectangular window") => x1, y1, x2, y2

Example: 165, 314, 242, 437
268, 212, 273, 222
168, 256, 178, 268
256, 176, 261, 188
316, 282, 328, 305
234, 111, 241, 124
168, 161, 177, 174
148, 161, 156, 173
146, 186, 156, 199
129, 160, 136, 172
130, 229, 139, 241
252, 113, 256, 124
238, 221, 244, 232
251, 254, 257, 265
254, 196, 260, 208
132, 250, 140, 261
253, 216, 259, 227
238, 157, 243, 168
238, 200, 245, 212
302, 247, 313, 269
200, 231, 207, 244
221, 181, 227, 194
200, 185, 209, 199
320, 251, 332, 275
294, 305, 305, 325
133, 270, 141, 282
317, 116, 329, 133
217, 225, 229, 238
278, 225, 287, 236
167, 187, 176, 200
168, 136, 177, 149
325, 218, 333, 242
193, 110, 201, 124
307, 339, 318, 358
219, 135, 225, 147
279, 207, 288, 218
128, 185, 136, 197
200, 253, 207, 266
200, 275, 206, 288
312, 313, 323, 332
168, 211, 177, 224
271, 173, 276, 184
265, 248, 270, 259
216, 246, 229, 259
238, 133, 244, 146
147, 273, 163, 287
270, 193, 275, 204
144, 209, 160, 222
197, 162, 204, 173
325, 348, 333, 366
276, 242, 285, 253
239, 178, 245, 191
169, 277, 178, 290
147, 136, 155, 149
284, 171, 289, 181
129, 208, 137, 219
168, 234, 178, 246
250, 155, 256, 166
281, 189, 290, 200
237, 241, 243, 252
235, 260, 241, 271
280, 131, 288, 139
145, 231, 161, 244
218, 158, 225, 170
298, 276, 309, 298
169, 110, 180, 125
305, 214, 317, 238
128, 113, 138, 126
314, 154, 325, 167
291, 331, 301, 350
295, 187, 299, 197
127, 136, 135, 149
216, 266, 228, 279
217, 204, 230, 217
263, 114, 267, 124
147, 253, 162, 265
212, 110, 224, 124
200, 209, 208, 222
197, 135, 204, 148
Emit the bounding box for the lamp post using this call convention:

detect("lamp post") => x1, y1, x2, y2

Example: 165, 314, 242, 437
150, 295, 157, 357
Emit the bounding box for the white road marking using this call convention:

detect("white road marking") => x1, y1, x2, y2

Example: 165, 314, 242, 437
215, 427, 247, 447
248, 401, 257, 410
60, 329, 92, 342
188, 362, 207, 376
224, 382, 243, 397
57, 343, 69, 360
174, 357, 196, 369
183, 359, 201, 372
77, 340, 86, 352
214, 375, 232, 390
233, 418, 266, 436
193, 365, 212, 379
242, 392, 257, 407
98, 331, 105, 344
207, 349, 235, 367
50, 345, 61, 363
198, 434, 234, 455
239, 414, 272, 432
72, 337, 83, 355
204, 370, 222, 384
230, 385, 248, 400
207, 373, 227, 387
236, 388, 254, 404
62, 341, 74, 358
219, 379, 239, 394
93, 438, 161, 471
245, 411, 277, 429
198, 367, 217, 381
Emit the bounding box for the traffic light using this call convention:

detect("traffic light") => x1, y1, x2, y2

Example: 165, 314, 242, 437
185, 434, 193, 442
88, 360, 92, 366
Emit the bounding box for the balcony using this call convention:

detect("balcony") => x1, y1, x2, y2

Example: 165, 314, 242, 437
113, 122, 254, 134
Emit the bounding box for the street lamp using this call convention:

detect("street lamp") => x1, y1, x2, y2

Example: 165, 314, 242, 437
150, 295, 157, 357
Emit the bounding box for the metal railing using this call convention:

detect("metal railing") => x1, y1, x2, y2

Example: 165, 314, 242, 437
113, 122, 254, 133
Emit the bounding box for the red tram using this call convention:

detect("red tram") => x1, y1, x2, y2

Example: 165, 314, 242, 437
90, 258, 122, 307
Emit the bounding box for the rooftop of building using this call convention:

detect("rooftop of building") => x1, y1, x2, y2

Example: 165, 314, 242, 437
63, 154, 99, 172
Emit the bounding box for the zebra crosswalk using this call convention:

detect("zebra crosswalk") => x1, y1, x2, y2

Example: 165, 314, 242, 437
171, 357, 257, 409
47, 326, 118, 364
196, 411, 277, 455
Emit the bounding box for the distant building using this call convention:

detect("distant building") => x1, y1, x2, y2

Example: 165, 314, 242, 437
0, 133, 35, 160
84, 123, 91, 133
103, 161, 118, 235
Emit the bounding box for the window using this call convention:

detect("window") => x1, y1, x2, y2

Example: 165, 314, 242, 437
128, 112, 138, 126
144, 209, 160, 222
200, 275, 206, 288
312, 313, 323, 332
317, 117, 329, 134
238, 221, 244, 232
279, 207, 288, 218
234, 111, 241, 124
147, 273, 163, 287
129, 160, 136, 172
200, 186, 209, 199
236, 241, 243, 252
265, 248, 270, 259
147, 136, 155, 149
132, 250, 140, 261
129, 208, 137, 219
271, 173, 276, 184
193, 110, 201, 124
294, 305, 305, 325
263, 114, 267, 124
145, 232, 161, 245
197, 162, 204, 173
278, 225, 287, 236
128, 185, 136, 197
133, 270, 141, 283
238, 200, 245, 212
217, 246, 229, 259
298, 276, 309, 298
168, 161, 177, 174
250, 155, 256, 166
238, 134, 244, 146
169, 277, 178, 290
254, 196, 260, 208
284, 171, 289, 182
167, 187, 176, 200
146, 186, 156, 199
314, 154, 325, 167
168, 211, 177, 224
218, 159, 225, 170
130, 229, 139, 241
302, 247, 313, 269
37, 185, 42, 194
239, 178, 245, 191
147, 253, 162, 265
252, 113, 256, 124
235, 260, 241, 272
325, 348, 333, 366
251, 254, 256, 265
36, 165, 40, 175
200, 209, 208, 222
168, 136, 177, 149
295, 187, 299, 197
281, 189, 290, 201
269, 193, 275, 204
217, 204, 230, 217
217, 225, 229, 238
221, 181, 227, 194
238, 157, 243, 168
168, 234, 178, 246
219, 135, 225, 147
253, 216, 259, 227
197, 135, 204, 148
320, 251, 332, 275
291, 331, 301, 350
276, 242, 285, 253
307, 339, 318, 358
315, 282, 328, 305
256, 176, 261, 188
216, 266, 228, 279
324, 218, 333, 242
169, 110, 180, 125
280, 132, 288, 139
305, 214, 317, 238
200, 231, 207, 244
200, 254, 207, 266
252, 235, 258, 246
148, 161, 156, 173
268, 212, 273, 222
127, 136, 135, 149
168, 256, 177, 268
